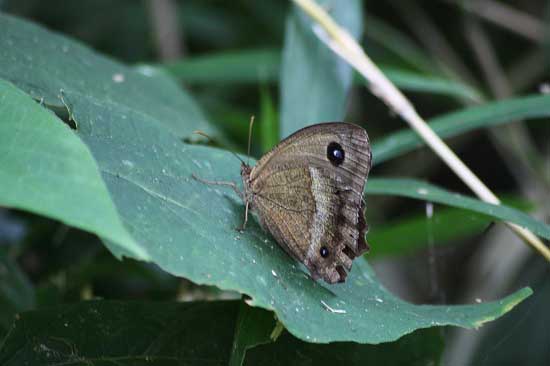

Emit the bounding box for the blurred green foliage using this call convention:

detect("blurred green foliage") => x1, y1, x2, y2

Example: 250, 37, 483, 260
0, 0, 549, 364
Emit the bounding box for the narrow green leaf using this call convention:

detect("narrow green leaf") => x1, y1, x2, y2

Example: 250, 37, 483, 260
372, 94, 550, 165
259, 86, 279, 153
229, 301, 277, 366
366, 178, 550, 240
162, 49, 480, 101
363, 14, 438, 74
0, 79, 148, 260
0, 252, 35, 334
163, 48, 280, 84
280, 0, 362, 137
370, 207, 491, 259
368, 198, 532, 259
381, 67, 482, 102
0, 13, 215, 139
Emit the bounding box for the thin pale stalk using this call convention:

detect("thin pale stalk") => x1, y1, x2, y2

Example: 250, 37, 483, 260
291, 0, 550, 261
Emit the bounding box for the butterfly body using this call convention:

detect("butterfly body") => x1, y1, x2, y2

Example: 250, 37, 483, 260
240, 122, 372, 284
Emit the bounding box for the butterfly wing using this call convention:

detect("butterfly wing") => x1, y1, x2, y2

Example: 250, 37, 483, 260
245, 123, 371, 283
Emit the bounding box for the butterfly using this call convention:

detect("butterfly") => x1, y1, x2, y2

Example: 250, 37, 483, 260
195, 122, 372, 284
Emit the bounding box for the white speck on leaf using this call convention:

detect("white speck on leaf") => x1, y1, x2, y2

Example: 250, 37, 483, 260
122, 160, 134, 168
112, 73, 125, 83
321, 300, 346, 314
137, 65, 155, 77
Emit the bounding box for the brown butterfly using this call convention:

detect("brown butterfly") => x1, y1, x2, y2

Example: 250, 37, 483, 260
194, 122, 372, 284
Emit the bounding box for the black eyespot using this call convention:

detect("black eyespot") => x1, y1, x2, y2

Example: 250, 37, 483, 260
320, 246, 329, 258
327, 142, 345, 166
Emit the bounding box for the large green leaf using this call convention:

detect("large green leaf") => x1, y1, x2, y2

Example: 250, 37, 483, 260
65, 92, 532, 343
0, 301, 240, 365
245, 328, 444, 366
279, 0, 361, 137
372, 94, 550, 165
470, 259, 550, 366
366, 179, 550, 240
0, 300, 444, 366
0, 13, 214, 139
0, 79, 147, 260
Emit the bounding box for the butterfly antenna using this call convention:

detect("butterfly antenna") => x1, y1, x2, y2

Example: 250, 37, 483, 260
246, 115, 255, 166
193, 130, 245, 165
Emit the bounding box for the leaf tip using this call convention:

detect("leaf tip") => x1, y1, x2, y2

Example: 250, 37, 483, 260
472, 287, 533, 329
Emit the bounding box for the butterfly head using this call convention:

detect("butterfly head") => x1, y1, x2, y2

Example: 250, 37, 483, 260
240, 162, 254, 204
240, 162, 251, 173
240, 162, 252, 181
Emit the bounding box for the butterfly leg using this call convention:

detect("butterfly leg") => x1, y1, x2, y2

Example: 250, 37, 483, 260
192, 173, 250, 232
191, 173, 243, 200
235, 200, 250, 232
